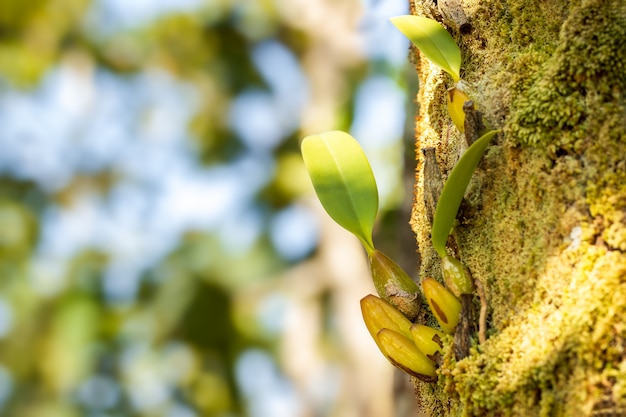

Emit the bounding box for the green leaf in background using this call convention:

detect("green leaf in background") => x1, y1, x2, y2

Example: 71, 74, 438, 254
301, 131, 378, 253
390, 15, 461, 82
431, 130, 498, 257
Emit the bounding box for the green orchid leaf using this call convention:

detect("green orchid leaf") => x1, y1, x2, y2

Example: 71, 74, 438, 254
301, 131, 378, 252
431, 130, 498, 257
390, 15, 461, 82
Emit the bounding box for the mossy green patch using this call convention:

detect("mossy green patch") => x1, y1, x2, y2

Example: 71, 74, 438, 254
454, 246, 626, 416
508, 0, 626, 151
409, 0, 626, 415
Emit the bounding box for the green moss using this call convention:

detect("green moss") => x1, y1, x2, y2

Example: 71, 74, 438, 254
508, 0, 626, 150
409, 0, 626, 415
449, 245, 626, 416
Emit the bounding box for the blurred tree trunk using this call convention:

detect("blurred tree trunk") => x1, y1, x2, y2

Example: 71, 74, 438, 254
408, 0, 626, 415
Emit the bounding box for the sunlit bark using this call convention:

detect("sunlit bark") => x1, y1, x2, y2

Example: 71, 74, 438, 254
409, 0, 626, 415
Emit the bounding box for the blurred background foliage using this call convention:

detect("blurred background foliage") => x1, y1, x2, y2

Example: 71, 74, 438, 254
0, 0, 419, 416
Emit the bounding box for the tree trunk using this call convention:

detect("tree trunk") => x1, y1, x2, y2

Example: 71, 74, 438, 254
408, 0, 626, 415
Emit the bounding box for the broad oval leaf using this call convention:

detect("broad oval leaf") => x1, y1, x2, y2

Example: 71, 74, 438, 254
431, 130, 498, 257
390, 15, 461, 82
301, 131, 378, 252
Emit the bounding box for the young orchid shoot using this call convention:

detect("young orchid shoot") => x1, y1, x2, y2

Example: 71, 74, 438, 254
301, 131, 421, 319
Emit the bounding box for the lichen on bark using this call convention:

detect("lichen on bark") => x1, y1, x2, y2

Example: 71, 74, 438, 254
408, 0, 626, 415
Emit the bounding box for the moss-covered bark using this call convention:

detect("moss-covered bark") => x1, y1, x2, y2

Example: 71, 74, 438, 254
409, 0, 626, 415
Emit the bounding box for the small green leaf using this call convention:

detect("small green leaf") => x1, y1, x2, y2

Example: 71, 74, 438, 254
390, 15, 461, 82
301, 131, 378, 252
431, 130, 498, 257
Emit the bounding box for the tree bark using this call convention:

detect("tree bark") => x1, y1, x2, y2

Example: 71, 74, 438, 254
408, 0, 626, 415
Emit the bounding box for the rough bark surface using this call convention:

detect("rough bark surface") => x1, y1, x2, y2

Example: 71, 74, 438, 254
408, 0, 626, 415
